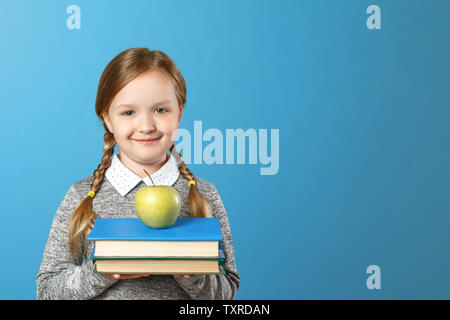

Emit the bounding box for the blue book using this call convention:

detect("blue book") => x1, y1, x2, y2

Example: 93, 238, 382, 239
88, 217, 222, 241
88, 218, 223, 258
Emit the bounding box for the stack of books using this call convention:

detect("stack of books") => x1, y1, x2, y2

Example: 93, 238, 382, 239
87, 217, 225, 275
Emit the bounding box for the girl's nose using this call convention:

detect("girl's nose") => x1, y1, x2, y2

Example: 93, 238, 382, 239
137, 114, 156, 133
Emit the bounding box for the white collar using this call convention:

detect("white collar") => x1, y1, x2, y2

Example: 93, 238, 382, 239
105, 153, 180, 197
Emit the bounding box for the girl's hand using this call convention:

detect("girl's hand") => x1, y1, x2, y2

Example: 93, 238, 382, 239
102, 273, 150, 280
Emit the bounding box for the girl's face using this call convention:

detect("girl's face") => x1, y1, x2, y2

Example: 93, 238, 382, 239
103, 70, 182, 176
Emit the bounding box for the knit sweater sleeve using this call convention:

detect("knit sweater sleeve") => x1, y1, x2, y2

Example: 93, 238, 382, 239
172, 184, 240, 299
35, 184, 118, 300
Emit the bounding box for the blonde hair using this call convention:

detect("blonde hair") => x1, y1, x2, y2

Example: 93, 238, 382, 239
68, 48, 211, 262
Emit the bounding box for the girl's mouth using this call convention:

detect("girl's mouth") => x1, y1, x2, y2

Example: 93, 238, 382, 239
132, 137, 161, 145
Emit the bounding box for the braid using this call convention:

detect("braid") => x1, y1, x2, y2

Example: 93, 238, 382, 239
91, 132, 116, 196
68, 131, 116, 262
170, 144, 211, 218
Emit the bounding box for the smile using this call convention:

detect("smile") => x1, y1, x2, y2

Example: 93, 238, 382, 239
132, 137, 161, 145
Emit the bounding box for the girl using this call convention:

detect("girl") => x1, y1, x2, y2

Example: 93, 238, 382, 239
36, 47, 240, 300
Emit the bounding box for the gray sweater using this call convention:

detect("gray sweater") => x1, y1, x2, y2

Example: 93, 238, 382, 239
36, 174, 240, 300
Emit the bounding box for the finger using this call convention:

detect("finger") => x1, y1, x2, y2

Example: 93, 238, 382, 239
101, 273, 120, 279
183, 275, 191, 278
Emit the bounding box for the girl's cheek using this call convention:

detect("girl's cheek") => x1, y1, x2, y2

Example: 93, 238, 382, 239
164, 117, 180, 132
121, 124, 135, 135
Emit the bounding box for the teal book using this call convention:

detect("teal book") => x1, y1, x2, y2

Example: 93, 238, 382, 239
87, 218, 223, 258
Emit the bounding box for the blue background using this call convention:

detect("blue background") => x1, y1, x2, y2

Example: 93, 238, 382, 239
1, 0, 449, 299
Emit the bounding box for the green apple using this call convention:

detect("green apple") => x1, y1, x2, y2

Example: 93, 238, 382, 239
134, 185, 181, 228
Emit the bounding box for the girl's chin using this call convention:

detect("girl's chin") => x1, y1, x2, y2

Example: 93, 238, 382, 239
133, 151, 169, 163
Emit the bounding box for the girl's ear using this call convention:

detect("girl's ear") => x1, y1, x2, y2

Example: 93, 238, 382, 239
103, 112, 113, 134
178, 106, 183, 125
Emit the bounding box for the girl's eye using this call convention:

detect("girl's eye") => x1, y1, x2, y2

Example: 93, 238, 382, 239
155, 107, 167, 114
123, 111, 134, 116
122, 108, 166, 116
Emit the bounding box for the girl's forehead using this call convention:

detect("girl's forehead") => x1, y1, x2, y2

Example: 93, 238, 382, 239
120, 71, 173, 94
111, 73, 177, 107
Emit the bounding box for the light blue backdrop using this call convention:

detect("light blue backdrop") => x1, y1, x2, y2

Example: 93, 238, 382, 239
1, 0, 449, 299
